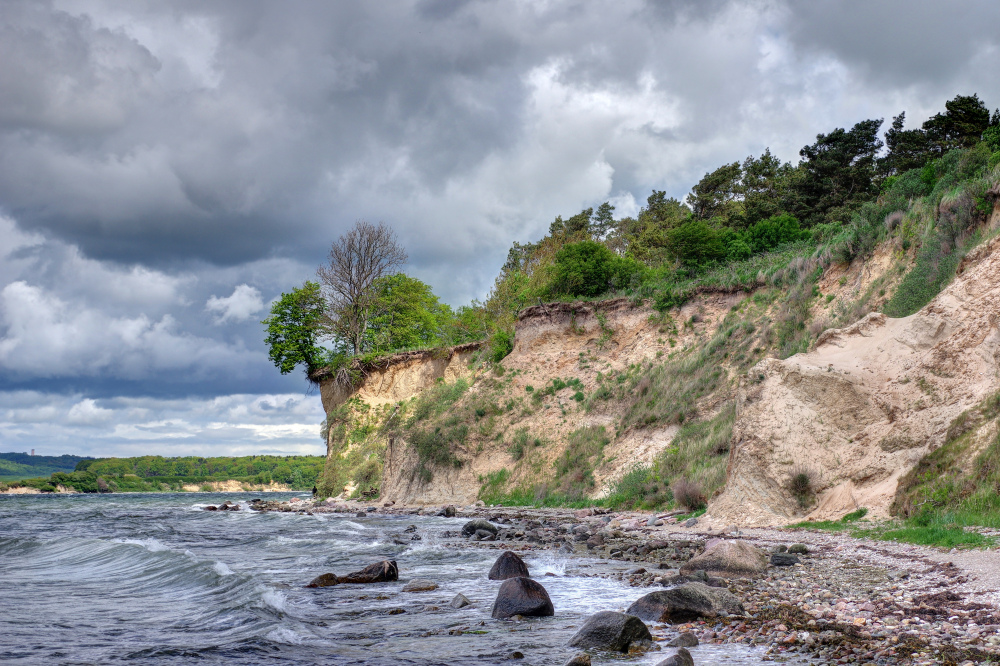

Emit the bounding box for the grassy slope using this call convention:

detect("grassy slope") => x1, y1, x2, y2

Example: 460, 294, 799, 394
317, 157, 1000, 552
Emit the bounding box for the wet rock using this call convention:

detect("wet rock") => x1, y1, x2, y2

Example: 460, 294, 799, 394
305, 573, 339, 588
788, 543, 809, 554
567, 610, 652, 652
667, 631, 699, 647
626, 582, 745, 623
474, 529, 496, 541
450, 593, 472, 609
356, 511, 367, 518
770, 553, 800, 566
680, 540, 768, 578
564, 654, 591, 666
403, 578, 438, 592
462, 519, 498, 537
508, 651, 524, 659
586, 534, 604, 549
339, 560, 399, 584
437, 505, 457, 517
489, 551, 531, 580
203, 505, 218, 511
491, 577, 554, 619
656, 647, 694, 666
403, 524, 417, 533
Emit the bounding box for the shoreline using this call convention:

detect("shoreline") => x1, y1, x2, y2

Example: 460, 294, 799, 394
254, 497, 1000, 665
0, 487, 303, 495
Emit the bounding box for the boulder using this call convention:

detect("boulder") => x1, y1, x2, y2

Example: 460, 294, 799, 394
403, 578, 438, 592
462, 519, 498, 537
788, 543, 809, 554
305, 573, 339, 588
474, 529, 496, 541
567, 611, 652, 652
667, 631, 699, 647
437, 505, 457, 517
489, 551, 531, 581
450, 593, 472, 609
564, 655, 591, 666
770, 553, 800, 567
203, 505, 218, 511
491, 577, 554, 619
680, 540, 768, 578
626, 582, 745, 623
656, 647, 694, 666
338, 560, 398, 584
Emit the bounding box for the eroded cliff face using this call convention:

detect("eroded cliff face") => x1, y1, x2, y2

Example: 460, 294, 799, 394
710, 236, 1000, 526
377, 296, 740, 506
319, 343, 481, 414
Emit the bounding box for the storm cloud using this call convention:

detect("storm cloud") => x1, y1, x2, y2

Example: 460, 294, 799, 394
1, 0, 998, 455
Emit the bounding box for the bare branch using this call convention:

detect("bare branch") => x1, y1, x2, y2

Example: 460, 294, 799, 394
317, 220, 407, 355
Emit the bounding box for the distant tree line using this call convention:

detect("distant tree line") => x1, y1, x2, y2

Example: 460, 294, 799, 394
1, 454, 324, 493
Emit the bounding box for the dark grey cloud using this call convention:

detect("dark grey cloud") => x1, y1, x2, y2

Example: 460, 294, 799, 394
783, 0, 1000, 94
2, 0, 999, 455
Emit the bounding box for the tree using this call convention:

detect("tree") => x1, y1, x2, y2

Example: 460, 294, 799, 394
882, 112, 932, 176
923, 94, 992, 154
687, 162, 743, 223
591, 201, 616, 239
791, 118, 883, 225
362, 274, 451, 353
317, 220, 407, 355
262, 281, 326, 376
741, 149, 794, 227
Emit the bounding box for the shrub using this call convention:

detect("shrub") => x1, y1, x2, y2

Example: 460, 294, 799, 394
552, 240, 616, 297
671, 478, 706, 511
744, 214, 807, 254
488, 330, 514, 363
666, 220, 726, 266
786, 465, 816, 507
553, 425, 610, 499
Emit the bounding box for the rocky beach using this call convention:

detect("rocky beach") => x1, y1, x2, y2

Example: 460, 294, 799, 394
251, 497, 1000, 665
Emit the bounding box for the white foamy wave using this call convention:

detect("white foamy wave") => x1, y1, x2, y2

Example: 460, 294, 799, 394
265, 626, 306, 645
116, 537, 171, 553
259, 588, 287, 613
213, 561, 234, 576
527, 553, 566, 576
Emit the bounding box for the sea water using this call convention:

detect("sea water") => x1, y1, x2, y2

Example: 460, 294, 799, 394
0, 493, 808, 665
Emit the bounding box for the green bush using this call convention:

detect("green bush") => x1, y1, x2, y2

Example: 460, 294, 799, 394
744, 214, 807, 254
488, 330, 514, 363
551, 240, 642, 297
666, 220, 726, 266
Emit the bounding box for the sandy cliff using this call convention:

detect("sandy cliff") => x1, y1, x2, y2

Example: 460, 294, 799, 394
710, 236, 1000, 526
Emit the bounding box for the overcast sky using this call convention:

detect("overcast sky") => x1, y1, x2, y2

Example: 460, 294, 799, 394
2, 0, 999, 458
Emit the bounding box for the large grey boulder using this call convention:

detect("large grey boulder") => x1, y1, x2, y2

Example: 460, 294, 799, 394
491, 576, 554, 619
656, 647, 694, 666
567, 611, 652, 652
680, 540, 767, 578
339, 560, 399, 584
462, 519, 498, 537
489, 551, 530, 580
626, 582, 745, 623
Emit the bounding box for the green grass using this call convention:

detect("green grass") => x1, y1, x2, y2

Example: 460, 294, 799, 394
789, 507, 993, 549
